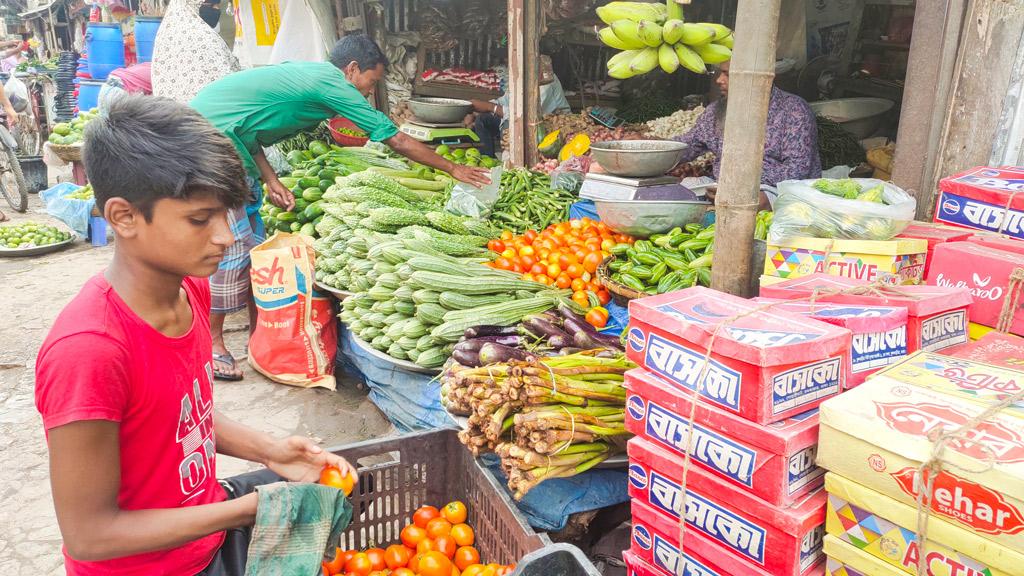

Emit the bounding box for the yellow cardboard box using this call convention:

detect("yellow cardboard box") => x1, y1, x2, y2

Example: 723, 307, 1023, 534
816, 368, 1024, 551
866, 351, 1024, 419
764, 237, 927, 285
825, 473, 1020, 575
825, 535, 903, 576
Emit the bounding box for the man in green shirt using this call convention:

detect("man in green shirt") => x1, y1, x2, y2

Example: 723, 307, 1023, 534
191, 34, 489, 380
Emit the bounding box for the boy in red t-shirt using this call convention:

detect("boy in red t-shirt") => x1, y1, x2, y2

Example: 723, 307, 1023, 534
35, 95, 356, 576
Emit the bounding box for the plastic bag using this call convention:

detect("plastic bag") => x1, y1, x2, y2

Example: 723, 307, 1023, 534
4, 75, 28, 111
248, 232, 337, 390
41, 182, 94, 237
768, 178, 916, 243
444, 166, 502, 218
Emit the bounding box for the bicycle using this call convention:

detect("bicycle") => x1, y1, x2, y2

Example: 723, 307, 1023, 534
0, 112, 28, 212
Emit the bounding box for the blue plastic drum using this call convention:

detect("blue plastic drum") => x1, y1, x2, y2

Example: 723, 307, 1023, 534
134, 17, 161, 63
77, 79, 104, 111
85, 23, 124, 80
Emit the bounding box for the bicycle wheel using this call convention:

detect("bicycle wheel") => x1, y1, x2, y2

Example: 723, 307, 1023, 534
0, 144, 28, 212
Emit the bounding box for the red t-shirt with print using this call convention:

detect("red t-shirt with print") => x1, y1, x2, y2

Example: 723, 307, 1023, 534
35, 274, 226, 576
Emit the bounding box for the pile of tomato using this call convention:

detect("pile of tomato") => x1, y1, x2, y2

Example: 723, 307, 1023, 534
322, 501, 515, 576
486, 219, 634, 325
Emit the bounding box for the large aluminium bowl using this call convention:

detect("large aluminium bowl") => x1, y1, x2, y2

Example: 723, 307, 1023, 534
809, 97, 894, 139
594, 198, 710, 236
406, 97, 474, 124
590, 140, 688, 178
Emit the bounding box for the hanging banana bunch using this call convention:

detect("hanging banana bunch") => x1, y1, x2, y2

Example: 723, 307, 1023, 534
597, 0, 735, 79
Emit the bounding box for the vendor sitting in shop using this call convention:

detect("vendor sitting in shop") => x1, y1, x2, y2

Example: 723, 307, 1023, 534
98, 61, 153, 109
466, 55, 572, 157
674, 59, 821, 210
190, 34, 490, 381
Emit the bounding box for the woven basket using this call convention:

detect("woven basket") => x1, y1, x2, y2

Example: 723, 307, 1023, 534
598, 257, 649, 306
50, 143, 83, 162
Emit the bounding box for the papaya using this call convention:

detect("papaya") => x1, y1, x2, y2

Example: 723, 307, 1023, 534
538, 129, 563, 159
559, 133, 591, 162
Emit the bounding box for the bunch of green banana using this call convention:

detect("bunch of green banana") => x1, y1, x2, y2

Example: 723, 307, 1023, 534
598, 1, 735, 79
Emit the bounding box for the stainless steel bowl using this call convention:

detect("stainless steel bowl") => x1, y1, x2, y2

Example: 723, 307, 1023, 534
406, 97, 474, 124
593, 199, 711, 236
590, 140, 688, 178
809, 97, 894, 139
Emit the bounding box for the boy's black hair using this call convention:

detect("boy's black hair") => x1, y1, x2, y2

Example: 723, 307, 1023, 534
329, 34, 388, 72
83, 95, 248, 220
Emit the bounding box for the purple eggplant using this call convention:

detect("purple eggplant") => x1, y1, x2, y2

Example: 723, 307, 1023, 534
557, 302, 589, 324
573, 329, 624, 351
453, 348, 482, 367
455, 335, 524, 352
478, 342, 536, 365
556, 347, 586, 355
522, 314, 573, 342
464, 325, 520, 339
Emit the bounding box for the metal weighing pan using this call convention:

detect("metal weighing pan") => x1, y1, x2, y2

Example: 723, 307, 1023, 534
590, 140, 688, 178
406, 97, 475, 124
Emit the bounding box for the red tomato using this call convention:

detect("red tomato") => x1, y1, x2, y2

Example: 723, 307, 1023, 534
585, 307, 609, 328
582, 252, 603, 274
572, 290, 590, 308
365, 548, 386, 571
565, 263, 584, 279
520, 254, 536, 269
545, 263, 562, 279
570, 278, 586, 292
487, 239, 505, 253
494, 257, 513, 271
530, 263, 546, 275
555, 274, 572, 289
596, 289, 612, 305
385, 544, 413, 569
345, 553, 373, 576
434, 535, 457, 558
500, 230, 514, 241
523, 229, 539, 243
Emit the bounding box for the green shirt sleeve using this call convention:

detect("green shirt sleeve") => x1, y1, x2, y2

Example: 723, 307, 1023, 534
319, 71, 399, 142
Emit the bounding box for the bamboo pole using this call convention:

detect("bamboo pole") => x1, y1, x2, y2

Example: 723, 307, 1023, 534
710, 0, 781, 296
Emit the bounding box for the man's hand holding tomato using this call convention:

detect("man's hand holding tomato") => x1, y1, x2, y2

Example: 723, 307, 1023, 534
264, 435, 357, 484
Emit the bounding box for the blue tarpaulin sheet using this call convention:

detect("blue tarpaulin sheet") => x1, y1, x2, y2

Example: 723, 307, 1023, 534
481, 455, 628, 531
336, 325, 448, 432
569, 200, 598, 221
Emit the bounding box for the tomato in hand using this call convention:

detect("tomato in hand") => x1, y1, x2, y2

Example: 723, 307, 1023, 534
319, 466, 355, 496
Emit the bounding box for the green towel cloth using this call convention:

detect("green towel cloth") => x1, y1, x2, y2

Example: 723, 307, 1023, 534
244, 482, 353, 576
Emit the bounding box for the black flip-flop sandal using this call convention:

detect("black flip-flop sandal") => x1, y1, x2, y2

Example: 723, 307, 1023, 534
212, 352, 244, 381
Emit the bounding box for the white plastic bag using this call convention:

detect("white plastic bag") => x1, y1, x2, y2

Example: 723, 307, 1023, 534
445, 166, 503, 218
768, 178, 917, 243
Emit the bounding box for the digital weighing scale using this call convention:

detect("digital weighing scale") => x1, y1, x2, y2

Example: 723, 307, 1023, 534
399, 119, 480, 145
579, 172, 704, 202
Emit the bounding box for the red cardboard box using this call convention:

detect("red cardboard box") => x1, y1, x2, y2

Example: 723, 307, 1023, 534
759, 273, 972, 353
627, 287, 851, 424
967, 231, 1024, 256
752, 298, 908, 388
625, 368, 823, 506
934, 166, 1024, 238
896, 221, 974, 277
942, 331, 1024, 370
927, 242, 1024, 334
630, 499, 776, 576
628, 438, 827, 575
623, 534, 731, 576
